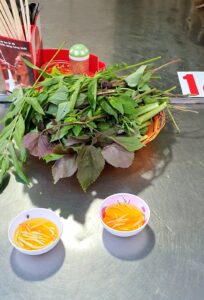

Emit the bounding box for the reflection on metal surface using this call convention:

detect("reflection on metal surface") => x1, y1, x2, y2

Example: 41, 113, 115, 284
61, 199, 102, 250
170, 96, 204, 103
10, 240, 65, 281
112, 0, 204, 91
102, 226, 155, 261
187, 0, 204, 43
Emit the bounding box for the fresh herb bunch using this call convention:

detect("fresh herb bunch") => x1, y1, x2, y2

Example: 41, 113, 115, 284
0, 56, 176, 191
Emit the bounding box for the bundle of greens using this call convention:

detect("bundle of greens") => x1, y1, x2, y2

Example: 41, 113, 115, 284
0, 56, 176, 191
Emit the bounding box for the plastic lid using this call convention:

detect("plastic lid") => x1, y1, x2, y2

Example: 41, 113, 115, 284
69, 44, 89, 59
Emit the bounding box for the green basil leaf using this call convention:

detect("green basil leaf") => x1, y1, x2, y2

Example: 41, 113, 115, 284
40, 77, 61, 87
0, 108, 17, 123
50, 126, 71, 142
138, 71, 152, 91
110, 135, 144, 152
37, 93, 49, 104
48, 86, 69, 104
0, 118, 16, 140
0, 140, 9, 155
77, 145, 105, 191
72, 125, 82, 137
14, 114, 26, 161
125, 65, 147, 87
119, 94, 137, 115
56, 102, 70, 121
138, 83, 151, 92
14, 114, 25, 143
75, 93, 87, 107
69, 78, 85, 111
0, 156, 9, 184
97, 122, 113, 132
21, 57, 51, 78
46, 104, 58, 116
109, 97, 124, 114
8, 143, 29, 184
88, 78, 97, 111
26, 97, 45, 115
101, 100, 118, 120
14, 87, 24, 102
43, 153, 64, 163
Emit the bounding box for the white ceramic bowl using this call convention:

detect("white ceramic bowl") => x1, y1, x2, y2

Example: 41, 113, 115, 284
8, 208, 63, 255
100, 193, 150, 237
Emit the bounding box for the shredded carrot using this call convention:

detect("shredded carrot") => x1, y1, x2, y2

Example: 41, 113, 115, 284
103, 202, 145, 231
14, 218, 58, 250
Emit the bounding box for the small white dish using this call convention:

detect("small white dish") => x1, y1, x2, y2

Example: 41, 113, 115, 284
8, 208, 63, 255
100, 193, 150, 237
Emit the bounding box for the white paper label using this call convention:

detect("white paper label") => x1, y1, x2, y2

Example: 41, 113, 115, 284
177, 72, 204, 97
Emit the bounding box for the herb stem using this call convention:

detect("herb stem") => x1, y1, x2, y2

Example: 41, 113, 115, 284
137, 102, 167, 125
33, 41, 67, 88
97, 89, 116, 96
163, 86, 177, 94
42, 114, 107, 134
152, 58, 181, 74
166, 106, 180, 133
168, 105, 198, 114
116, 56, 161, 73
133, 88, 157, 101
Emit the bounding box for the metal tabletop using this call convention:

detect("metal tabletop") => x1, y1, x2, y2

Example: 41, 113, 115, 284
0, 1, 204, 299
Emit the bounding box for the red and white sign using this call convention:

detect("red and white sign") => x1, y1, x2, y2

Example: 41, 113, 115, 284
177, 72, 204, 97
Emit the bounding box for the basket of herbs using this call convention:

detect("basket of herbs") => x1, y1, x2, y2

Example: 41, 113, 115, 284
0, 54, 179, 191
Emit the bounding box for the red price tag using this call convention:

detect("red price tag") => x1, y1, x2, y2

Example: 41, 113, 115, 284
177, 72, 204, 97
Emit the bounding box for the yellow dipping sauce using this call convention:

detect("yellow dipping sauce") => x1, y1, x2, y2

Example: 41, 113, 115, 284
103, 202, 145, 231
14, 218, 59, 250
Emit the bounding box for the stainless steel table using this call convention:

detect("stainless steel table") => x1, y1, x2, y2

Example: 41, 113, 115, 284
0, 1, 204, 299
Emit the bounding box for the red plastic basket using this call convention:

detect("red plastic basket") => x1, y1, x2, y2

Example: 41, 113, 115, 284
39, 48, 106, 76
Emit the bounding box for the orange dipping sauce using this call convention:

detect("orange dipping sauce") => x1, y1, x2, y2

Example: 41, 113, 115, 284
103, 202, 145, 231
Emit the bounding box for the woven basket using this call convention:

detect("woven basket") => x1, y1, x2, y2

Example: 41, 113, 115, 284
143, 111, 166, 145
